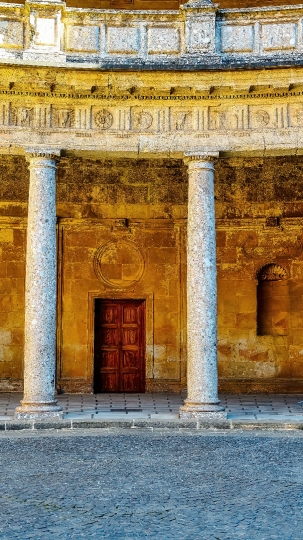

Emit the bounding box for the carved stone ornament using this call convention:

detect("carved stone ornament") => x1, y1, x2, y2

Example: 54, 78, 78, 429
11, 107, 34, 127
258, 263, 288, 281
94, 109, 113, 130
132, 111, 153, 130
255, 110, 270, 126
94, 240, 144, 288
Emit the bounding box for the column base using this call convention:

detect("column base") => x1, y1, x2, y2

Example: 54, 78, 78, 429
14, 401, 63, 420
179, 402, 226, 420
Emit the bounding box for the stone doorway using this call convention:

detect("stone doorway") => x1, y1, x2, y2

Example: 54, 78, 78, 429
94, 299, 146, 393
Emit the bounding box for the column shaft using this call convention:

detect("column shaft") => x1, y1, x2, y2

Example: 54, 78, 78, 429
180, 153, 225, 419
15, 153, 62, 420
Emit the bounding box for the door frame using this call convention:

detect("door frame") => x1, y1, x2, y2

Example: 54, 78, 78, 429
88, 292, 154, 392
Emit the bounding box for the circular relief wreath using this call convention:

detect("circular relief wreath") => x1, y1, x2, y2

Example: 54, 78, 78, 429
255, 110, 270, 126
133, 112, 153, 130
94, 109, 113, 130
94, 240, 145, 288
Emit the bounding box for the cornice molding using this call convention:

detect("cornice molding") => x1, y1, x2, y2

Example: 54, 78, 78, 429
3, 88, 303, 102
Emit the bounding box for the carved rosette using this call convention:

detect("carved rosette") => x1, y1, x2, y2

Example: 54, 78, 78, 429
258, 263, 288, 281
94, 109, 113, 130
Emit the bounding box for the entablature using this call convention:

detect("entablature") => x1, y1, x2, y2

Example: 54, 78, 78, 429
1, 66, 303, 159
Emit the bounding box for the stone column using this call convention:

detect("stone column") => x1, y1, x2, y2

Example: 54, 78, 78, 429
180, 152, 225, 419
15, 151, 62, 420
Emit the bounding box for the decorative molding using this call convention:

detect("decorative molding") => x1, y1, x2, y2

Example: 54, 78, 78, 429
2, 2, 303, 70
2, 87, 303, 102
258, 263, 288, 281
93, 240, 145, 289
1, 101, 303, 133
184, 151, 219, 164
25, 148, 61, 161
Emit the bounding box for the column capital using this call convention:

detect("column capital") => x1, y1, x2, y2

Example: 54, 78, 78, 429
24, 148, 61, 162
183, 152, 219, 166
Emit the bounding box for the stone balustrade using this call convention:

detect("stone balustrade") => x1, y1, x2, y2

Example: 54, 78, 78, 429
0, 1, 302, 69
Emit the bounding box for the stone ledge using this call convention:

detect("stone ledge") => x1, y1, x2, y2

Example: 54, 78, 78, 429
1, 418, 303, 431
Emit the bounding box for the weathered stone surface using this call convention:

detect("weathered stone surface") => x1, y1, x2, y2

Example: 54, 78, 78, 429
1, 155, 303, 393
0, 0, 303, 402
15, 153, 62, 419
180, 153, 224, 418
1, 1, 303, 69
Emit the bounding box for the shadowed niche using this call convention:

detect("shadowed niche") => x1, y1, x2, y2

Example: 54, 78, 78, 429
257, 263, 289, 336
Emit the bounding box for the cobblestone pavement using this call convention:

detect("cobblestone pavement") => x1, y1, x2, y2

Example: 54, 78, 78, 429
1, 392, 303, 421
0, 429, 303, 539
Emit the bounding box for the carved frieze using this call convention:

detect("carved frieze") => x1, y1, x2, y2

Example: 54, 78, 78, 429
1, 93, 303, 155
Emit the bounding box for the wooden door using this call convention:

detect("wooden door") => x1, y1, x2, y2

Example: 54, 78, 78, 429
94, 299, 145, 393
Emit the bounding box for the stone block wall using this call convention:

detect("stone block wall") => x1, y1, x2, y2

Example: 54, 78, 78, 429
0, 155, 303, 393
0, 224, 25, 391
55, 158, 187, 392
216, 157, 303, 393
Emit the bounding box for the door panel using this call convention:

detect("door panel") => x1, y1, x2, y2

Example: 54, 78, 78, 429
123, 305, 140, 324
101, 328, 120, 346
101, 350, 119, 368
122, 349, 140, 368
94, 299, 145, 393
101, 305, 119, 324
100, 372, 119, 393
122, 328, 139, 345
122, 372, 141, 392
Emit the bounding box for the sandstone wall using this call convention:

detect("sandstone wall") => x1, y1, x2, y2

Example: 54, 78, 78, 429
0, 155, 303, 393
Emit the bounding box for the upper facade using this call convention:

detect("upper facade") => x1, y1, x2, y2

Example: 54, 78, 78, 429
0, 0, 303, 70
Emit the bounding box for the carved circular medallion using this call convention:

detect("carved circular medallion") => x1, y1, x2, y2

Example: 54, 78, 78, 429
132, 112, 153, 130
258, 263, 288, 281
94, 240, 144, 288
255, 110, 270, 126
94, 109, 113, 130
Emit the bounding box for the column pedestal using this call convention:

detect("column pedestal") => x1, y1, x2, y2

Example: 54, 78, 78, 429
180, 152, 225, 420
15, 151, 62, 420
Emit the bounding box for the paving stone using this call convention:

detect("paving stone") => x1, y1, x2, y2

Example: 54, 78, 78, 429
0, 431, 303, 538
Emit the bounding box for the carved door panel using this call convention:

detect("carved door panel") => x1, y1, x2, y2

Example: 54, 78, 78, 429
94, 299, 145, 393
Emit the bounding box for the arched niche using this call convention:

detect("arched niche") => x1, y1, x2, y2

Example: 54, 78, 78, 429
257, 263, 289, 336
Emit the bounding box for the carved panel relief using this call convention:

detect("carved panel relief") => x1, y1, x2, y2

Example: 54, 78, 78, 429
93, 108, 114, 130
0, 20, 23, 49
147, 27, 180, 55
261, 23, 297, 52
10, 106, 34, 127
220, 23, 255, 54
52, 108, 75, 128
170, 109, 192, 131
131, 108, 154, 131
66, 25, 100, 53
208, 106, 248, 131
187, 20, 214, 53
106, 26, 140, 54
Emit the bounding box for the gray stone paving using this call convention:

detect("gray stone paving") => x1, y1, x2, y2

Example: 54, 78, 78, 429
0, 429, 303, 539
1, 392, 303, 421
